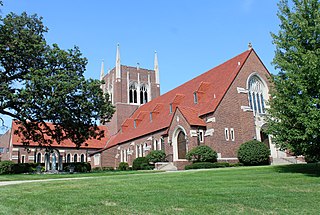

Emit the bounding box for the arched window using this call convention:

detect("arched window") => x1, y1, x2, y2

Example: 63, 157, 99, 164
139, 144, 143, 157
143, 143, 148, 156
108, 84, 113, 103
123, 150, 127, 162
66, 154, 71, 163
74, 154, 78, 163
153, 140, 158, 150
36, 152, 42, 163
80, 154, 85, 162
140, 84, 148, 104
129, 82, 138, 103
136, 145, 139, 158
248, 76, 266, 114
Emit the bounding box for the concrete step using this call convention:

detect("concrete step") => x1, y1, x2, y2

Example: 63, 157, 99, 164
154, 162, 177, 171
272, 157, 302, 165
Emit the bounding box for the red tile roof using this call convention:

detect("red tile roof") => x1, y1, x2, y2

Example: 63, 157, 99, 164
11, 121, 109, 149
104, 49, 253, 149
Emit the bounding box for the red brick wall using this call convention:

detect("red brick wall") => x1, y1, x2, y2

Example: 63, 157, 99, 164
0, 129, 11, 161
203, 51, 271, 158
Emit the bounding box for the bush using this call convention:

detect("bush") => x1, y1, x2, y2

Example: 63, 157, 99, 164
132, 157, 152, 170
11, 163, 33, 174
185, 162, 230, 170
63, 162, 91, 173
0, 162, 43, 174
92, 166, 115, 172
0, 161, 14, 174
146, 150, 166, 163
118, 162, 129, 171
186, 145, 217, 163
304, 154, 320, 163
237, 140, 270, 166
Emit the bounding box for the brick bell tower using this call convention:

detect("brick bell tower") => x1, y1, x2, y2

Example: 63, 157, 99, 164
100, 44, 160, 135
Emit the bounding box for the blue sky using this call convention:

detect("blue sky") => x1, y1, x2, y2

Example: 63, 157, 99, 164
1, 0, 280, 130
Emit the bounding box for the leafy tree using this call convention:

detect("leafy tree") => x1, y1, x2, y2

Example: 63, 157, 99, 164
267, 0, 320, 159
0, 11, 114, 148
186, 145, 217, 163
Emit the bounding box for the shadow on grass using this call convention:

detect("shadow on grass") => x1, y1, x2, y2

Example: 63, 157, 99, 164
274, 163, 320, 177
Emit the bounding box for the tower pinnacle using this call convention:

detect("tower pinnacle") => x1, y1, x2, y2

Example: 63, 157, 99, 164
154, 51, 159, 85
116, 43, 121, 79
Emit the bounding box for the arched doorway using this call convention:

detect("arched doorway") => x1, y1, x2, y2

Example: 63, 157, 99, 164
172, 126, 188, 161
177, 131, 187, 159
260, 124, 270, 149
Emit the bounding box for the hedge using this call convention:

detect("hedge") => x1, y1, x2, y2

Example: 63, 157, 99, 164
185, 162, 243, 170
63, 162, 91, 173
132, 157, 153, 170
0, 161, 42, 174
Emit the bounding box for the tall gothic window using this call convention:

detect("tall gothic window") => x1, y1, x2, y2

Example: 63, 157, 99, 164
248, 75, 266, 114
129, 82, 138, 103
140, 84, 148, 104
108, 84, 113, 103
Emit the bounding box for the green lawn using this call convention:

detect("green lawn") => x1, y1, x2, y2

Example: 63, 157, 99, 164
0, 170, 160, 181
0, 164, 319, 215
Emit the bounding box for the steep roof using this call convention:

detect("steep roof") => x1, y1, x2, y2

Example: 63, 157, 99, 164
105, 49, 253, 149
11, 121, 109, 149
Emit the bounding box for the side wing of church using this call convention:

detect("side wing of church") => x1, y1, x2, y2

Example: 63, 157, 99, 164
92, 46, 287, 170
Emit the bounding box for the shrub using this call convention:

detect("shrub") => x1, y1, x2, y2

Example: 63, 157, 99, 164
63, 162, 91, 173
186, 145, 217, 163
237, 140, 270, 166
118, 162, 129, 171
92, 166, 115, 172
132, 157, 152, 170
0, 161, 14, 174
304, 154, 320, 163
185, 162, 230, 170
229, 163, 244, 167
146, 150, 166, 163
11, 163, 33, 174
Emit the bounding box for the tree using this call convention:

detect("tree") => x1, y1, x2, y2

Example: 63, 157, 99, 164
0, 11, 114, 148
267, 0, 320, 160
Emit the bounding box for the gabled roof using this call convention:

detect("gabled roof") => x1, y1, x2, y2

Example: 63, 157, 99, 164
104, 49, 253, 149
11, 121, 109, 149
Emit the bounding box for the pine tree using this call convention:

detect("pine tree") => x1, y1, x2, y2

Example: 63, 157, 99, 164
267, 0, 320, 161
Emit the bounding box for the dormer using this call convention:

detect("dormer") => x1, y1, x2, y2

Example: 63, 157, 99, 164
194, 82, 211, 104
169, 94, 185, 114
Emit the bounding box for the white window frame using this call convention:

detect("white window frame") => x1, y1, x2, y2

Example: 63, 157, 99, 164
153, 139, 158, 151
21, 155, 25, 163
198, 130, 204, 143
94, 154, 100, 165
224, 128, 229, 141
230, 128, 235, 141
136, 145, 139, 158
139, 144, 143, 157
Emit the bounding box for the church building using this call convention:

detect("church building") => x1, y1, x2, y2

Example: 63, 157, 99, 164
91, 44, 289, 170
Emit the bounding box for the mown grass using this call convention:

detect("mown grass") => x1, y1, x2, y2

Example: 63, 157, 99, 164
0, 170, 160, 181
0, 164, 319, 215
